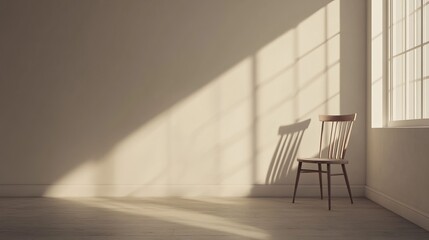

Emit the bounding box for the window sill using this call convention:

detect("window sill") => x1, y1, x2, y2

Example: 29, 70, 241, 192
387, 119, 429, 128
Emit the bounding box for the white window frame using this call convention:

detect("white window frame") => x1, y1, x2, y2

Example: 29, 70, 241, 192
386, 0, 429, 128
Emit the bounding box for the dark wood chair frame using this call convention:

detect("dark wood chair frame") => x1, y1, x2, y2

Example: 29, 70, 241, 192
292, 113, 357, 210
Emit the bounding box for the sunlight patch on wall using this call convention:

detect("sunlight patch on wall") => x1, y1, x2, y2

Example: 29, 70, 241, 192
51, 58, 255, 192
255, 0, 340, 184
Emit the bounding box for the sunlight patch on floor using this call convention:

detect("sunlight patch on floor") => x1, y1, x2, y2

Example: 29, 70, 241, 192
70, 198, 270, 239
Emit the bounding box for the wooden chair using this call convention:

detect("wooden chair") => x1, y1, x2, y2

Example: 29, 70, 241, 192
292, 113, 357, 210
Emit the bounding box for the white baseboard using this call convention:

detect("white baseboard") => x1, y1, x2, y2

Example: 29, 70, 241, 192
365, 186, 429, 231
251, 184, 365, 197
0, 184, 364, 197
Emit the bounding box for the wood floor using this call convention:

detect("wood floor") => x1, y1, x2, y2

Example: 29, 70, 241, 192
0, 197, 427, 240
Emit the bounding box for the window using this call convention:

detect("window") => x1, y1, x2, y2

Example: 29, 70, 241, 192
388, 0, 429, 127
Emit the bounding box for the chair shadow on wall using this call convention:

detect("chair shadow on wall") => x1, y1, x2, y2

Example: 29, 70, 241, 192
265, 119, 311, 185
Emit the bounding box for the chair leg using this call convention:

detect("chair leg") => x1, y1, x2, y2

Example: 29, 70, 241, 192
342, 164, 353, 204
327, 164, 331, 210
318, 163, 323, 199
292, 162, 302, 203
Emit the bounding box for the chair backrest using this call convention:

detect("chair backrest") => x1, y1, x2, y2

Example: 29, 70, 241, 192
318, 113, 357, 159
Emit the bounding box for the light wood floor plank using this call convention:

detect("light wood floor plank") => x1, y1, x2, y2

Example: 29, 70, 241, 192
0, 197, 427, 239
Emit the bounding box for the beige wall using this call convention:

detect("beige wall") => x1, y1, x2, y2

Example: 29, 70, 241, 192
0, 0, 366, 197
367, 129, 429, 213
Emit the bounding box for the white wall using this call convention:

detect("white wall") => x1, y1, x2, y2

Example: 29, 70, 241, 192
0, 0, 366, 197
367, 0, 429, 231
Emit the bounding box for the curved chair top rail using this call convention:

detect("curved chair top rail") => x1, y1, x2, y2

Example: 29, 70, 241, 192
319, 113, 357, 122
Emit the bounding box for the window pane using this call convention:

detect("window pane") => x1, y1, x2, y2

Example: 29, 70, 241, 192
424, 44, 429, 118
392, 55, 405, 120
425, 0, 429, 43
392, 0, 405, 55
406, 49, 422, 119
407, 0, 422, 49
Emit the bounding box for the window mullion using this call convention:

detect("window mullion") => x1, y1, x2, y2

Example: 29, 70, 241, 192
420, 0, 426, 119
390, 0, 393, 122
404, 0, 408, 120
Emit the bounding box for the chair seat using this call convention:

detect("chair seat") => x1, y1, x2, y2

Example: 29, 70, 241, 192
297, 157, 348, 164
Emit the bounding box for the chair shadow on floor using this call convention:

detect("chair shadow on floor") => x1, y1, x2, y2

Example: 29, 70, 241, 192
265, 119, 311, 185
